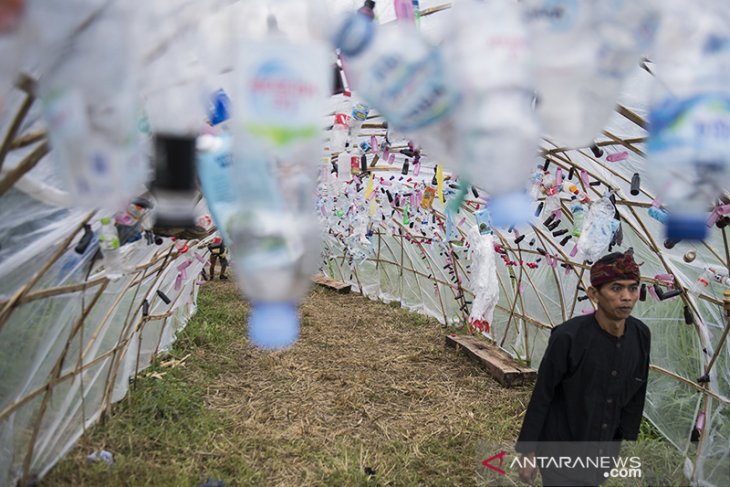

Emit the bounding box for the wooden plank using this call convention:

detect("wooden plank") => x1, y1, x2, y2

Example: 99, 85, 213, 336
312, 274, 351, 294
445, 334, 536, 388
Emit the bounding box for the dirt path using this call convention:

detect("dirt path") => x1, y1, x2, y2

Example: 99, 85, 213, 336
46, 279, 531, 486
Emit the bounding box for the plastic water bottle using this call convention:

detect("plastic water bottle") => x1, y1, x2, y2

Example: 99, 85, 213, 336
337, 142, 353, 182
349, 101, 370, 139
647, 1, 730, 240
196, 132, 236, 243
98, 217, 122, 279
329, 94, 352, 153
570, 202, 586, 237
332, 5, 460, 164
444, 0, 539, 228
229, 0, 330, 349
522, 0, 659, 148
36, 1, 143, 211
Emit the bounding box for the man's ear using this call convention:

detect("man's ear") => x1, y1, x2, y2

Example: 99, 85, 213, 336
587, 286, 599, 303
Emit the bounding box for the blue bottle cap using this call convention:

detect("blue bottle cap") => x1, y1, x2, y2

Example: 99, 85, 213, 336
248, 301, 300, 350
208, 89, 231, 126
489, 191, 534, 229
333, 12, 374, 57
666, 214, 708, 241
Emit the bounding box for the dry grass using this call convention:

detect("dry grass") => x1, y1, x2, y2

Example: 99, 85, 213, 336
45, 277, 682, 486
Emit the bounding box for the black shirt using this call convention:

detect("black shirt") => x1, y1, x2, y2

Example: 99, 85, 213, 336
516, 313, 651, 454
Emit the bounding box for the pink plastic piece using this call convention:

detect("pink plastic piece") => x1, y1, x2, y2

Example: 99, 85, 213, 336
606, 151, 629, 162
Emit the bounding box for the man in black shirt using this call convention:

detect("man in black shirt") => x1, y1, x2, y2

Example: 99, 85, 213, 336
515, 250, 651, 486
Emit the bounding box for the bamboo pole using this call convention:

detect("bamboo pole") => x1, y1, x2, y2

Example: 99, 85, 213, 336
0, 73, 36, 172
0, 211, 96, 330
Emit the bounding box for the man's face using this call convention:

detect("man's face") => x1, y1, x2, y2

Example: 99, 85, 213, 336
589, 279, 640, 321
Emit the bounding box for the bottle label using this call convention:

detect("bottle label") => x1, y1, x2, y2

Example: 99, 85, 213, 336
358, 46, 459, 131
649, 95, 730, 202
238, 41, 329, 150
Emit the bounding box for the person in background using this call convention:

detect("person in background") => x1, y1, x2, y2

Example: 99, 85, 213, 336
207, 236, 229, 280
515, 250, 651, 486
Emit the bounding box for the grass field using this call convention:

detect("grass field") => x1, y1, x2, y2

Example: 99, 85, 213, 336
44, 279, 686, 486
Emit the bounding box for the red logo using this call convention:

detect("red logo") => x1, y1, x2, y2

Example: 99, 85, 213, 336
482, 451, 507, 475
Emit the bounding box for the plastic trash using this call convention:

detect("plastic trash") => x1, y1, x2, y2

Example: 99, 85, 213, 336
444, 0, 539, 228
329, 93, 352, 153
332, 4, 460, 164
570, 202, 586, 237
196, 132, 236, 243
98, 217, 122, 279
576, 195, 619, 262
228, 0, 331, 349
647, 1, 730, 240
349, 101, 370, 139
36, 1, 144, 211
86, 449, 113, 465
137, 2, 210, 228
523, 0, 660, 147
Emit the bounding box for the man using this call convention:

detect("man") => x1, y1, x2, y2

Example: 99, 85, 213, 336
207, 236, 229, 280
515, 250, 651, 486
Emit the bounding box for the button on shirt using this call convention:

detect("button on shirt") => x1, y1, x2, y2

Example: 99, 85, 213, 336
516, 314, 651, 453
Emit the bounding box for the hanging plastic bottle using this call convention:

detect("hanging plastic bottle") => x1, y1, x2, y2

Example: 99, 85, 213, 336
98, 216, 122, 279
138, 2, 210, 229
349, 101, 369, 139
444, 0, 539, 228
229, 0, 330, 349
570, 201, 586, 237
647, 1, 730, 240
522, 0, 660, 147
36, 1, 144, 211
329, 93, 352, 153
196, 132, 236, 243
332, 2, 460, 165
337, 142, 353, 182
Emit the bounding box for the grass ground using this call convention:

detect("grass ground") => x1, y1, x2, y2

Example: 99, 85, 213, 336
44, 278, 686, 486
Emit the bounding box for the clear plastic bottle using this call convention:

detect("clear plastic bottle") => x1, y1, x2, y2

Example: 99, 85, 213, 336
647, 0, 730, 240
329, 93, 352, 153
522, 0, 659, 148
337, 142, 353, 182
98, 216, 122, 279
36, 1, 143, 211
349, 101, 370, 139
229, 0, 330, 349
196, 132, 236, 243
332, 6, 460, 165
570, 201, 586, 237
444, 0, 540, 228
137, 1, 209, 228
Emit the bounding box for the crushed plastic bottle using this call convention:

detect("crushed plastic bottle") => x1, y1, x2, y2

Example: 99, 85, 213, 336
576, 195, 619, 262
229, 0, 331, 349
